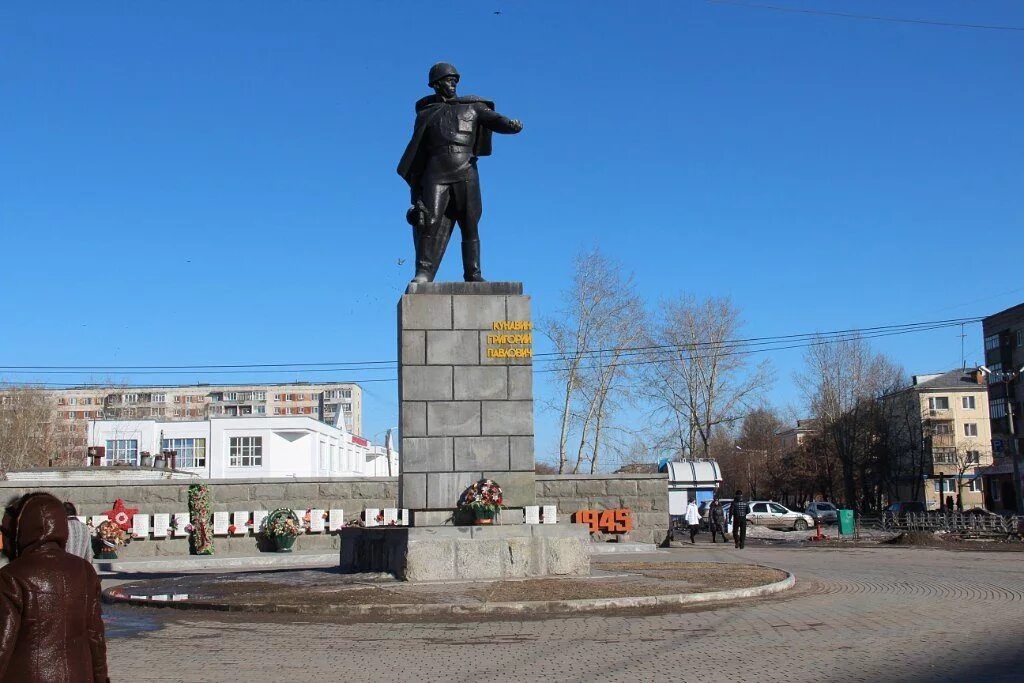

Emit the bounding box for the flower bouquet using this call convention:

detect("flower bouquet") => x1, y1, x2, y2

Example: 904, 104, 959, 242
259, 508, 302, 552
94, 520, 129, 559
458, 479, 504, 525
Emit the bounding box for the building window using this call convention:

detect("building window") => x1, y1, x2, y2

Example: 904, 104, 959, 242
342, 404, 352, 413
933, 423, 953, 435
990, 398, 1007, 419
932, 448, 956, 464
962, 396, 976, 409
160, 438, 207, 468
229, 436, 262, 467
123, 393, 138, 403
965, 450, 981, 464
123, 407, 136, 418
1016, 330, 1023, 348
152, 394, 166, 403
253, 391, 266, 400
255, 405, 266, 414
969, 478, 983, 492
928, 397, 950, 411
932, 479, 956, 493
106, 439, 138, 465
964, 423, 978, 437
985, 334, 1001, 351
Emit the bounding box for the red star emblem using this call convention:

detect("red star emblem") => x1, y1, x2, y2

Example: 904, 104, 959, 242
102, 499, 139, 532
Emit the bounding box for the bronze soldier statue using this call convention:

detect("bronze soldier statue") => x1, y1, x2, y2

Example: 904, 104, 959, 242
397, 63, 523, 284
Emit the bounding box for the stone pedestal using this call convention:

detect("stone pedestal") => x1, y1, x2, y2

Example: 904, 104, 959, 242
398, 282, 536, 520
339, 524, 589, 582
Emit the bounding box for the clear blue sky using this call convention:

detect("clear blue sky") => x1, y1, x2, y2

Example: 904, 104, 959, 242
2, 1, 1022, 457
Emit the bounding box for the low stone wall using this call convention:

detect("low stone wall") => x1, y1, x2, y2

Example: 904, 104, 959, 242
536, 474, 669, 545
0, 472, 668, 556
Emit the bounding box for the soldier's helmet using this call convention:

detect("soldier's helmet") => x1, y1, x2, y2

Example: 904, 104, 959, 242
428, 62, 460, 86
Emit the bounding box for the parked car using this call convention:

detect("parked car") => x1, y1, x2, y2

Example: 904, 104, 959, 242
886, 501, 927, 514
805, 501, 839, 525
747, 501, 815, 531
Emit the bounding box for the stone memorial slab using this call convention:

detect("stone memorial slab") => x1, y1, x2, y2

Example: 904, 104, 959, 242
365, 508, 380, 527
173, 513, 190, 537
90, 515, 108, 527
213, 512, 230, 536
524, 505, 540, 525
252, 510, 268, 534
131, 514, 150, 539
152, 513, 170, 537
383, 508, 399, 525
329, 509, 345, 531
232, 511, 248, 534
542, 505, 557, 524
309, 509, 326, 533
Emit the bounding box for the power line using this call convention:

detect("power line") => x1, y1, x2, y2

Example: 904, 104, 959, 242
705, 0, 1024, 32
0, 316, 981, 374
0, 317, 978, 388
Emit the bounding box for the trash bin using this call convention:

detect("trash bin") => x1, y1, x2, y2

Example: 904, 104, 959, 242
837, 509, 855, 536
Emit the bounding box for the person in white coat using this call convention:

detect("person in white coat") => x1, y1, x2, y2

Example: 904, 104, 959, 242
684, 499, 701, 544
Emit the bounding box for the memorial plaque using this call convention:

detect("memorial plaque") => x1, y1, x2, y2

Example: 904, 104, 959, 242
329, 509, 345, 531
365, 508, 381, 527
213, 511, 230, 536
252, 510, 268, 534
232, 511, 248, 534
383, 508, 399, 525
542, 505, 557, 524
309, 509, 326, 533
400, 509, 410, 526
173, 513, 190, 537
90, 515, 108, 527
131, 514, 150, 538
171, 594, 189, 601
75, 516, 87, 525
524, 505, 540, 525
152, 513, 171, 537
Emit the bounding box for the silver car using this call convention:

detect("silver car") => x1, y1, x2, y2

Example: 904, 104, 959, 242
748, 501, 815, 531
805, 501, 839, 525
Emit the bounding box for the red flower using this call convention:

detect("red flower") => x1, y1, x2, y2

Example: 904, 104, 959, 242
101, 499, 139, 532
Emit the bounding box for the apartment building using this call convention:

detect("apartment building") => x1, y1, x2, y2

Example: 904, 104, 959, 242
882, 369, 993, 510
981, 303, 1024, 511
775, 419, 820, 453
1, 382, 363, 462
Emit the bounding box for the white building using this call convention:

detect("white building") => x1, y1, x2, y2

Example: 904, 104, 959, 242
86, 415, 398, 479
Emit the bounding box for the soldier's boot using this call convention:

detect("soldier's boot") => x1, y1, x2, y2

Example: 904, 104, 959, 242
462, 240, 485, 282
412, 233, 438, 284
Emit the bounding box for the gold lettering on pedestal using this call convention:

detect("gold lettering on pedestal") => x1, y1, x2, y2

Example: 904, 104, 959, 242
487, 321, 533, 358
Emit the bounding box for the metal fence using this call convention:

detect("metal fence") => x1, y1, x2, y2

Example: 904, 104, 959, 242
871, 512, 1024, 536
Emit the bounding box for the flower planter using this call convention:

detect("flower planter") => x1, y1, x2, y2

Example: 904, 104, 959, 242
474, 508, 498, 525
273, 534, 297, 552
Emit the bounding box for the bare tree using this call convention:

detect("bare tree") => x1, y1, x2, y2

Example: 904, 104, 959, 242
641, 296, 773, 460
540, 248, 643, 473
0, 385, 85, 477
796, 336, 904, 509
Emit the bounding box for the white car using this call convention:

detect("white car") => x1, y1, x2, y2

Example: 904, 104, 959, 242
747, 501, 815, 531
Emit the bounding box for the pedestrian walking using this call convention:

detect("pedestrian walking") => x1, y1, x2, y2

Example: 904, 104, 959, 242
63, 502, 93, 562
731, 490, 750, 549
0, 492, 109, 681
685, 499, 701, 544
709, 498, 728, 543
945, 495, 954, 512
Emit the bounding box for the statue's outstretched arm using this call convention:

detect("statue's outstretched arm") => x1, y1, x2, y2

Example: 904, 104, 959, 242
477, 104, 523, 134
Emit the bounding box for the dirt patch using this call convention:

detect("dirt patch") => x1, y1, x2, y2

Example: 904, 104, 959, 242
599, 562, 787, 592
880, 532, 1024, 552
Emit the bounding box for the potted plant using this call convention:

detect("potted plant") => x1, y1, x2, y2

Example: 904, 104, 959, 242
94, 520, 129, 559
459, 479, 504, 525
260, 508, 302, 552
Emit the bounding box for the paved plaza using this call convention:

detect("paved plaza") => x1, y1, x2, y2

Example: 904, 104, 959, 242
104, 545, 1024, 682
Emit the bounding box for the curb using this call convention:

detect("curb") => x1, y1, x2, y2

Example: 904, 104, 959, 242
96, 553, 338, 574
103, 568, 796, 617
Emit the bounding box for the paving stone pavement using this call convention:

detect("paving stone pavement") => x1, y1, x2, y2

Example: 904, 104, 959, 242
104, 545, 1024, 682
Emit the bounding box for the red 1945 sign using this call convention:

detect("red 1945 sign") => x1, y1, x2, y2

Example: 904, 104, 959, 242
573, 509, 633, 533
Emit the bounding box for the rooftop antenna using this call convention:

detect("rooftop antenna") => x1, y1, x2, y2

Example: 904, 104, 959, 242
960, 323, 967, 370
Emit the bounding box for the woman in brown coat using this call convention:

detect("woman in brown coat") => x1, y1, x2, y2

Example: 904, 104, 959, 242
0, 492, 109, 682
